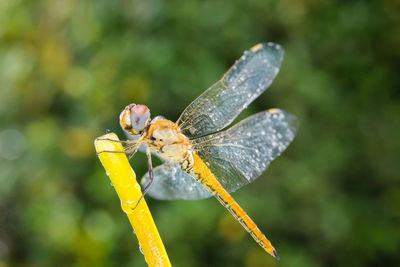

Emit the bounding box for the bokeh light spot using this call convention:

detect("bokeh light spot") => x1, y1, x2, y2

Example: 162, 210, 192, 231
40, 39, 71, 81
0, 129, 26, 160
218, 213, 246, 242
64, 66, 93, 98
62, 127, 94, 158
26, 118, 59, 152
120, 76, 150, 104
83, 210, 115, 242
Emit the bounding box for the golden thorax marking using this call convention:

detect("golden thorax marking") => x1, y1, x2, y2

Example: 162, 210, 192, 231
146, 119, 191, 161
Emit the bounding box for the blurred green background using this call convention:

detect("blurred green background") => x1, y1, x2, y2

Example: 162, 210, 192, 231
1, 0, 399, 266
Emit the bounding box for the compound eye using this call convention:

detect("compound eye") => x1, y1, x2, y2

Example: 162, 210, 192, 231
120, 104, 134, 134
130, 104, 150, 132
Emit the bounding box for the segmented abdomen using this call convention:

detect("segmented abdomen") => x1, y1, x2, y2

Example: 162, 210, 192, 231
183, 153, 279, 259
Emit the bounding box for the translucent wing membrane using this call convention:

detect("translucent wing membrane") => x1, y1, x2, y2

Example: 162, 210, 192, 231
141, 162, 212, 200
191, 109, 298, 193
177, 43, 284, 138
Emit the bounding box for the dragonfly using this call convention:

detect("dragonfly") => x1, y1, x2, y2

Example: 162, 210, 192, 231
111, 43, 298, 259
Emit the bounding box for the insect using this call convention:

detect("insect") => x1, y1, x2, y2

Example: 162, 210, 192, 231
110, 43, 298, 259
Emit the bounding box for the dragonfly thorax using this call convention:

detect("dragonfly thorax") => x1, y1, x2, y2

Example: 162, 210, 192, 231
146, 119, 191, 162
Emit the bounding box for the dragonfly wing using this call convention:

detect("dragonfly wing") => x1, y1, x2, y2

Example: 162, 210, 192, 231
191, 109, 298, 192
141, 162, 212, 200
177, 43, 284, 138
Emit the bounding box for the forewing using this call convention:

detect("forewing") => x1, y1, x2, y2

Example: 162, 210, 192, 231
191, 109, 298, 192
141, 162, 212, 200
177, 43, 284, 138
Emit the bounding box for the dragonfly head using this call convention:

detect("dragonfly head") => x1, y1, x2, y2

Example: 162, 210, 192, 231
119, 103, 151, 135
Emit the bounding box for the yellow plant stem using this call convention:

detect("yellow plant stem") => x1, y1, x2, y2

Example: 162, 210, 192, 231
94, 133, 171, 267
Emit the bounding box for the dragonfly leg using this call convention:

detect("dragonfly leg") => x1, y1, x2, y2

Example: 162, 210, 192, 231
97, 140, 139, 157
96, 138, 129, 144
127, 145, 140, 160
96, 150, 127, 155
132, 147, 154, 210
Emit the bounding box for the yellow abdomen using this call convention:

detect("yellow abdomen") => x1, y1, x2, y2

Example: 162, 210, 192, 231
187, 153, 279, 259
